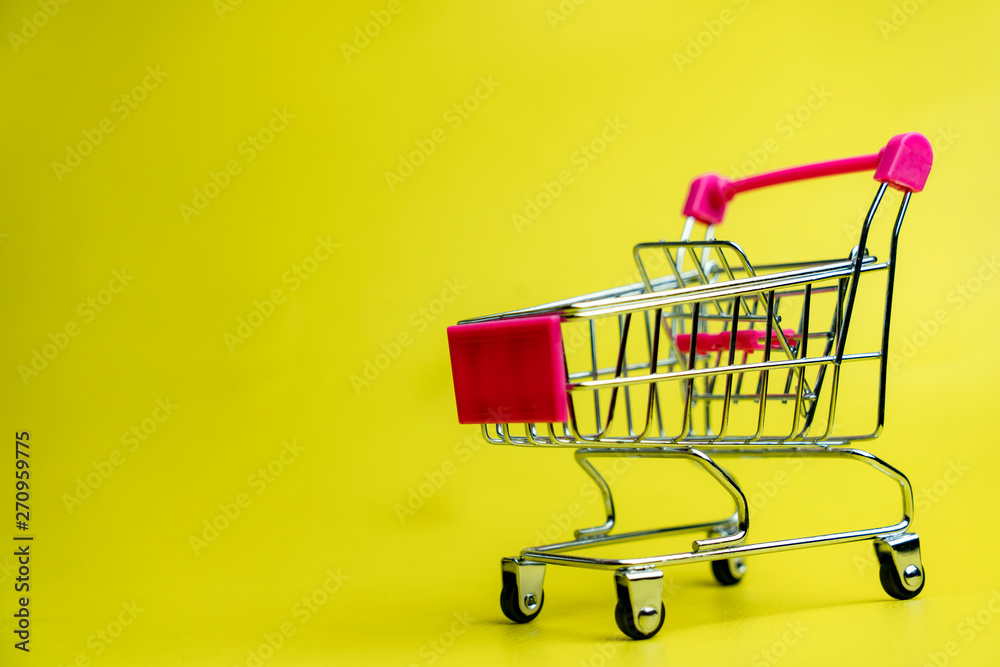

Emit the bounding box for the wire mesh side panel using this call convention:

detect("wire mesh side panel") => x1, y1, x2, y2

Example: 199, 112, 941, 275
554, 257, 890, 445
481, 183, 912, 447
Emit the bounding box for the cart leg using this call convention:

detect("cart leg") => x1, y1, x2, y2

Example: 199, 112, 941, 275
573, 450, 616, 539
572, 448, 749, 549
873, 533, 925, 600
689, 449, 749, 552
614, 568, 665, 640
499, 558, 546, 623
707, 524, 747, 586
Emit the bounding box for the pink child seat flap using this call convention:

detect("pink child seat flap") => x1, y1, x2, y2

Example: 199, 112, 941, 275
447, 315, 568, 424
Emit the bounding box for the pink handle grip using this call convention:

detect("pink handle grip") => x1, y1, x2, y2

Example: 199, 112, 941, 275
682, 132, 934, 225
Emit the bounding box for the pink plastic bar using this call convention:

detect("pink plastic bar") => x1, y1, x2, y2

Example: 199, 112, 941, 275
675, 329, 800, 355
682, 132, 934, 224
729, 154, 878, 195
447, 315, 568, 425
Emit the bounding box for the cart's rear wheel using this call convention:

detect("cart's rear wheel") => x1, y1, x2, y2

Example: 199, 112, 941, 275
500, 570, 544, 623
710, 557, 746, 586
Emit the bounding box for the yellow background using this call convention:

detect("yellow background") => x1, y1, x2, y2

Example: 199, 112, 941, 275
1, 0, 999, 664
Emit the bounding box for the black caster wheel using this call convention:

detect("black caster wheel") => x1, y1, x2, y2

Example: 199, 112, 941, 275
874, 533, 925, 601
710, 557, 746, 586
877, 556, 925, 600
614, 580, 665, 640
500, 570, 544, 623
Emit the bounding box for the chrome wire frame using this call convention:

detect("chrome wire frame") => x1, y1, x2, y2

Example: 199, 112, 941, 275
519, 445, 915, 571
467, 183, 919, 571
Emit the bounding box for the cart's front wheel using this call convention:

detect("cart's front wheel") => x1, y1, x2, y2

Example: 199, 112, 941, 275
710, 557, 746, 586
614, 596, 665, 640
614, 570, 665, 640
874, 533, 925, 601
879, 562, 924, 600
499, 560, 546, 623
500, 574, 543, 623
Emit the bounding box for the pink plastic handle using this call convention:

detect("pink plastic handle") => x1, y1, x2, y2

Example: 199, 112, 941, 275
682, 132, 934, 225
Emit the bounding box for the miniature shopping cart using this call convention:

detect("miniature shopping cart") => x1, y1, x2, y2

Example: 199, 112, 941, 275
446, 133, 933, 639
